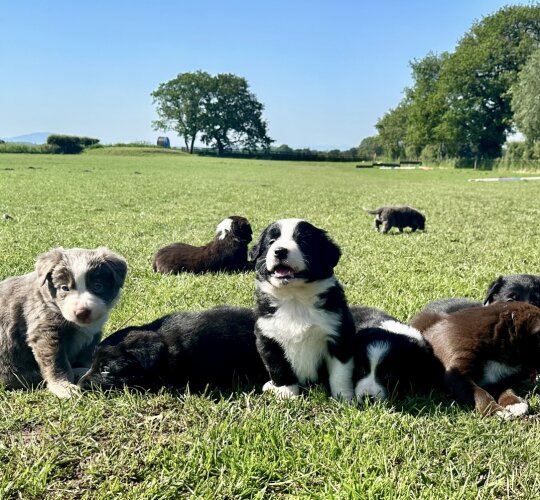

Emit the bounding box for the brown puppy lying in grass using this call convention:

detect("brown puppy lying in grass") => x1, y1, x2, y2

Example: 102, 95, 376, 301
410, 302, 540, 418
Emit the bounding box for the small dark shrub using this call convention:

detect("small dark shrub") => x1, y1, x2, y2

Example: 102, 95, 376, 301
46, 134, 99, 154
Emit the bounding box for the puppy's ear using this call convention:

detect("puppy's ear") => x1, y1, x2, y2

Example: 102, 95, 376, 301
97, 247, 128, 288
35, 248, 65, 285
232, 218, 253, 243
248, 228, 267, 263
319, 230, 341, 269
484, 276, 504, 305
125, 336, 166, 372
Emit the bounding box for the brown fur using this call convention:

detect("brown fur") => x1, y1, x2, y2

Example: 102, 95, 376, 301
152, 216, 253, 274
419, 302, 540, 417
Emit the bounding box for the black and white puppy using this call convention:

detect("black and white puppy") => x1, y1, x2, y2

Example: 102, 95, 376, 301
351, 306, 440, 401
250, 219, 355, 400
152, 215, 253, 274
78, 306, 267, 391
484, 274, 540, 308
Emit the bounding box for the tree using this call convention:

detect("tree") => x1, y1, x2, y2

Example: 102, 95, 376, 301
436, 5, 540, 158
512, 49, 540, 141
375, 103, 410, 159
357, 135, 383, 159
151, 71, 212, 153
151, 71, 273, 154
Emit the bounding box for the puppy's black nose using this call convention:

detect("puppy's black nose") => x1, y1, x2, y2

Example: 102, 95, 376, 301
274, 247, 288, 259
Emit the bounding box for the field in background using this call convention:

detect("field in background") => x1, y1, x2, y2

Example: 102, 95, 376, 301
1, 151, 539, 498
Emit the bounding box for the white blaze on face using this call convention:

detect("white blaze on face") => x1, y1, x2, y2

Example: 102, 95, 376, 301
266, 219, 307, 278
59, 255, 109, 328
215, 218, 233, 240
354, 341, 390, 401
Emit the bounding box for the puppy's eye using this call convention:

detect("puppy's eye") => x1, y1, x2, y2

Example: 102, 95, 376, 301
268, 239, 276, 245
100, 364, 110, 375
92, 282, 104, 293
60, 285, 70, 292
506, 295, 517, 302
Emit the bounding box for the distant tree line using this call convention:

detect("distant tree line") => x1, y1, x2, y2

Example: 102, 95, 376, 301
360, 5, 540, 162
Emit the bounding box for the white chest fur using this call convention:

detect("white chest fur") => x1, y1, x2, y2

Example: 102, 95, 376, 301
257, 278, 341, 384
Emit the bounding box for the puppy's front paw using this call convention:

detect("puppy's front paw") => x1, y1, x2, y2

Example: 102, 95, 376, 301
501, 402, 529, 419
262, 380, 300, 399
48, 381, 81, 399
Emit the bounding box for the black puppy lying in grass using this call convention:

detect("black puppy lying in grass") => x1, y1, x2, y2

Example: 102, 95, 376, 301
78, 306, 267, 391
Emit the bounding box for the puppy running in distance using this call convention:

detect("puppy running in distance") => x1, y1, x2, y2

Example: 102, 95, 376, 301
250, 219, 355, 401
351, 306, 440, 402
415, 302, 540, 418
78, 306, 266, 391
152, 215, 253, 274
0, 247, 127, 398
364, 206, 425, 234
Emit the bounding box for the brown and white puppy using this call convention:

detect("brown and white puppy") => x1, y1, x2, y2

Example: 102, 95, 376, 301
152, 216, 253, 274
364, 206, 425, 234
0, 247, 127, 398
415, 302, 540, 418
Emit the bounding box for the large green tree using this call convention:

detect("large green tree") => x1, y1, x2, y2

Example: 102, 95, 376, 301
436, 5, 540, 158
375, 103, 410, 159
512, 49, 540, 142
152, 71, 272, 154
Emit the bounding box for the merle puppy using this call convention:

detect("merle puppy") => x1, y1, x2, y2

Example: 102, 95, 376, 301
78, 306, 267, 391
152, 215, 253, 274
419, 302, 540, 418
364, 206, 426, 233
484, 274, 540, 307
0, 247, 127, 398
250, 219, 355, 400
351, 306, 440, 401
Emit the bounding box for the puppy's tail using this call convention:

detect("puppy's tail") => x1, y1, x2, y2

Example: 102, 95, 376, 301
363, 207, 381, 215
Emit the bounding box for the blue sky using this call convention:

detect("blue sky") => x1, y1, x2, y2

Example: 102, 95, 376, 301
0, 0, 525, 149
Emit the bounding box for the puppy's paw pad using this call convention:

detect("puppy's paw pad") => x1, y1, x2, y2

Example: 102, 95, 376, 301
504, 402, 529, 417
263, 381, 299, 399
48, 382, 81, 399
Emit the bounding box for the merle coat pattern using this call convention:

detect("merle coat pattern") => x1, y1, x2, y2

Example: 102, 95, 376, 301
0, 247, 127, 398
152, 216, 253, 274
250, 219, 356, 400
78, 306, 267, 391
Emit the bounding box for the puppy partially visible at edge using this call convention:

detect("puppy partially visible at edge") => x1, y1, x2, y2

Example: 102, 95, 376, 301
411, 302, 540, 418
0, 247, 127, 398
152, 215, 253, 274
364, 206, 425, 234
250, 219, 356, 401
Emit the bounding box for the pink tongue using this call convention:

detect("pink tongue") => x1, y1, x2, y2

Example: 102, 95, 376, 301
274, 265, 294, 278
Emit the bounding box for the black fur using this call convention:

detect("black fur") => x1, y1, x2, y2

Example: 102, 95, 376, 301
364, 206, 426, 233
350, 306, 441, 400
484, 274, 540, 308
78, 306, 267, 391
251, 219, 355, 399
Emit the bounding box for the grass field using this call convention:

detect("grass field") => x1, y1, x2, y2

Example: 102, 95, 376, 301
1, 150, 540, 498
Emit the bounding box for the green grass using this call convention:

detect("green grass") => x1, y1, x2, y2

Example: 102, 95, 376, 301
1, 151, 540, 498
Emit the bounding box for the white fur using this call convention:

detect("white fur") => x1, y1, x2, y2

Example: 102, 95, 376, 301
380, 320, 425, 343
257, 277, 341, 384
59, 254, 109, 330
479, 360, 521, 386
262, 380, 300, 399
215, 218, 233, 240
496, 401, 529, 419
354, 341, 391, 401
327, 357, 354, 400
265, 219, 306, 286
